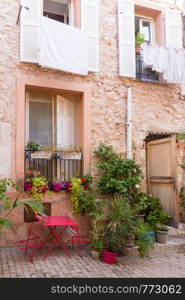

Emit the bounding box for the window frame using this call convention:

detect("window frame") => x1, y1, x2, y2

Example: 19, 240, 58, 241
135, 13, 155, 45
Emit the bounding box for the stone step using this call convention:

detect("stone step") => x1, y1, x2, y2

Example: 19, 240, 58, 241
125, 237, 185, 257
168, 223, 185, 237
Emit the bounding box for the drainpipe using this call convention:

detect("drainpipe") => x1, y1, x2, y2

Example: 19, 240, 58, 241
127, 87, 132, 159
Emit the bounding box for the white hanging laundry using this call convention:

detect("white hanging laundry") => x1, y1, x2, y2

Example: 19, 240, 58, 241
39, 16, 88, 75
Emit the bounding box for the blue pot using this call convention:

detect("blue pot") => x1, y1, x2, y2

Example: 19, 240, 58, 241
146, 231, 155, 241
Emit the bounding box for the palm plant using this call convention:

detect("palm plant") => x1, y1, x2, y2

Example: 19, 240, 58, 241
0, 178, 43, 234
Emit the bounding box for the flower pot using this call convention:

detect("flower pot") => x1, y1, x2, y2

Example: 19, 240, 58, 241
90, 249, 101, 260
135, 214, 145, 223
102, 250, 117, 264
53, 183, 62, 192
146, 231, 155, 242
155, 230, 168, 244
24, 183, 33, 192
65, 182, 71, 192
135, 45, 142, 55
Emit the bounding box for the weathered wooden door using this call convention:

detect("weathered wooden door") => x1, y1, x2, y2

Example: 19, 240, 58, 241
147, 136, 178, 227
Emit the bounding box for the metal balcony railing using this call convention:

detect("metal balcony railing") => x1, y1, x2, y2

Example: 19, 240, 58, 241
25, 150, 83, 183
136, 54, 159, 83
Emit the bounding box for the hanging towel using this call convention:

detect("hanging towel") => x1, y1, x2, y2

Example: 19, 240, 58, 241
39, 16, 88, 75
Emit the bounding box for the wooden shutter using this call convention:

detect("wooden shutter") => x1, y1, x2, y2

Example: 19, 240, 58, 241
118, 0, 136, 78
165, 10, 182, 48
118, 0, 135, 78
56, 96, 75, 149
81, 0, 99, 72
20, 0, 42, 63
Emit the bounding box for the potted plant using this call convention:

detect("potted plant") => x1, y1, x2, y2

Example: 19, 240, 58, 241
52, 178, 62, 192
155, 224, 169, 244
24, 169, 41, 192
102, 195, 135, 264
81, 174, 93, 190
134, 192, 149, 223
135, 32, 145, 55
134, 222, 154, 258
61, 147, 82, 160
25, 141, 41, 153
31, 176, 48, 198
90, 231, 104, 260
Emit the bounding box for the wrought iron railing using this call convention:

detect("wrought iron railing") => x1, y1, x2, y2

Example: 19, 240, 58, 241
136, 54, 159, 83
25, 151, 83, 183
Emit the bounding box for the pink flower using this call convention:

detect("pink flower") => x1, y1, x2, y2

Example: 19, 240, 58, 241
38, 171, 41, 175
20, 172, 24, 176
26, 178, 30, 182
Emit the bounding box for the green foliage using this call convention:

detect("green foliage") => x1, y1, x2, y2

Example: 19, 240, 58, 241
155, 224, 168, 232
81, 174, 93, 186
177, 132, 185, 141
25, 169, 41, 184
25, 141, 41, 153
70, 177, 83, 214
104, 194, 135, 252
94, 144, 142, 200
179, 186, 185, 209
90, 234, 104, 251
31, 176, 48, 199
0, 178, 43, 234
135, 32, 145, 46
134, 223, 154, 258
78, 188, 97, 215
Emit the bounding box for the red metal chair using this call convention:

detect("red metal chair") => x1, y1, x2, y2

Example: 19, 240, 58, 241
14, 220, 48, 262
60, 210, 90, 256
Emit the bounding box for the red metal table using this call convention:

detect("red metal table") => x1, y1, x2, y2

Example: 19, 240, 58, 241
34, 215, 80, 260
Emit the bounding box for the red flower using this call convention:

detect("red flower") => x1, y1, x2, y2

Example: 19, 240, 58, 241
81, 178, 86, 183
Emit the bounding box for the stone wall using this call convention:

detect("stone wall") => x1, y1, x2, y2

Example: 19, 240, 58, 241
0, 0, 185, 183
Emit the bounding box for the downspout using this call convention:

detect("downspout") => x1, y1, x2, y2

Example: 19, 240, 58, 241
127, 87, 132, 159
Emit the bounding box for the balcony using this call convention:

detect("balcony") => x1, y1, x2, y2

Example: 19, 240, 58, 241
25, 150, 83, 184
136, 54, 159, 83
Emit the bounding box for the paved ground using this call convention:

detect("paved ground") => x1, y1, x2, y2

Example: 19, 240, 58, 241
0, 247, 185, 278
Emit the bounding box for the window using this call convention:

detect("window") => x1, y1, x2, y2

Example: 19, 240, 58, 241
26, 91, 82, 149
135, 15, 153, 44
43, 0, 71, 25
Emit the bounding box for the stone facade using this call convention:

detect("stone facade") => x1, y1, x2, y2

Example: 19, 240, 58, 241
1, 0, 185, 245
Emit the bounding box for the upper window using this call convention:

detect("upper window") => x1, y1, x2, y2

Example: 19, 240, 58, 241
135, 15, 153, 44
43, 0, 71, 25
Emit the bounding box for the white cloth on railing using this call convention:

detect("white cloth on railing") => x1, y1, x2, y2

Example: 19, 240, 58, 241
39, 16, 88, 75
142, 44, 185, 85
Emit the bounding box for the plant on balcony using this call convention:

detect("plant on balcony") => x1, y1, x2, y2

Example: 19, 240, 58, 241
0, 178, 43, 235
179, 185, 185, 222
94, 143, 142, 203
70, 177, 83, 214
135, 31, 145, 55
25, 141, 41, 153
52, 178, 62, 192
24, 169, 41, 192
31, 176, 49, 199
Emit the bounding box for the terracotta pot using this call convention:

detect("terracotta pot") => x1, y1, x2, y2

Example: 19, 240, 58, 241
90, 249, 101, 260
102, 250, 117, 264
135, 45, 142, 55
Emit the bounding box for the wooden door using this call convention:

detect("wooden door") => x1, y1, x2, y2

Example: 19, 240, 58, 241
147, 136, 178, 227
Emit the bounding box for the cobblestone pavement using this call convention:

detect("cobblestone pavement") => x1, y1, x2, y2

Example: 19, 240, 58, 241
0, 247, 185, 278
